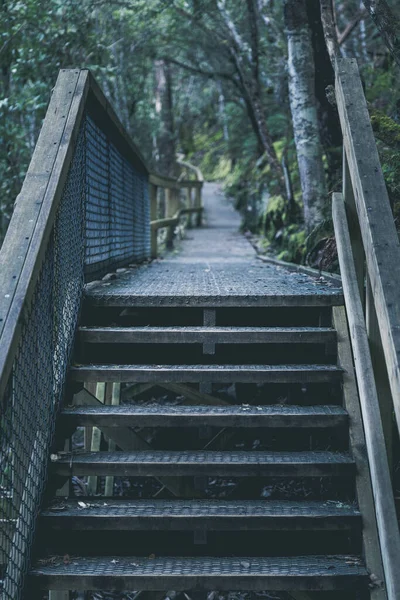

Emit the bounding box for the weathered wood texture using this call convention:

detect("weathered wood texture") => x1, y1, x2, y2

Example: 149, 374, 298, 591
0, 70, 89, 400
333, 192, 400, 600
335, 57, 400, 439
149, 157, 203, 257
333, 307, 386, 600
342, 149, 365, 307
366, 275, 393, 472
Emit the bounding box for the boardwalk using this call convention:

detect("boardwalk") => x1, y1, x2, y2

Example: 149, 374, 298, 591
87, 182, 342, 307
4, 61, 398, 600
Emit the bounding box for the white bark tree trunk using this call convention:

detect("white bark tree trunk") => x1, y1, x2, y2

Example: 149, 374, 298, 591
284, 0, 327, 231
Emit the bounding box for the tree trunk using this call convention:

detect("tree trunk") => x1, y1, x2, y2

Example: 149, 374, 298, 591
284, 0, 328, 231
154, 60, 177, 177
362, 0, 400, 69
229, 48, 287, 198
306, 0, 342, 188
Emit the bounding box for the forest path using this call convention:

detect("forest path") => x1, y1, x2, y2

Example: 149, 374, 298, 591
172, 181, 254, 263
86, 183, 342, 306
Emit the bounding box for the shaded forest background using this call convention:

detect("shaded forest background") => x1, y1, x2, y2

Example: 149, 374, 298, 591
1, 0, 400, 267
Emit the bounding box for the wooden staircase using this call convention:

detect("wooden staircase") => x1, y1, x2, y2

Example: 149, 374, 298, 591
29, 294, 377, 597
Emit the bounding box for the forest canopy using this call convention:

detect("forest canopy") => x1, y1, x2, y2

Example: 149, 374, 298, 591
1, 0, 400, 267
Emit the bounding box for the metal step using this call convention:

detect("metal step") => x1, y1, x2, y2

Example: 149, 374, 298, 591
70, 364, 343, 383
41, 499, 361, 531
78, 326, 337, 345
50, 450, 354, 477
61, 404, 348, 429
30, 555, 366, 591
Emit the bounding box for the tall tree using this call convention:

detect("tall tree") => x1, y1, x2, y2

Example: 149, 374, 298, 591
306, 0, 342, 187
154, 59, 177, 177
284, 0, 327, 230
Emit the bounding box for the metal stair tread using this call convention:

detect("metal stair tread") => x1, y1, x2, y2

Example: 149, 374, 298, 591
70, 363, 343, 383
78, 326, 337, 344
50, 450, 355, 477
41, 498, 361, 528
61, 404, 348, 428
30, 555, 366, 591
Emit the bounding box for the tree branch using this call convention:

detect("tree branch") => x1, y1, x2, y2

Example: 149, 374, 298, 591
0, 23, 26, 60
246, 0, 260, 81
338, 9, 368, 46
362, 0, 400, 69
166, 57, 237, 83
320, 0, 340, 66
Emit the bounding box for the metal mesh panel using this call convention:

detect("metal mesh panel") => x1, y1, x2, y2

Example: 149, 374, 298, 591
0, 126, 86, 599
0, 104, 151, 600
85, 115, 150, 278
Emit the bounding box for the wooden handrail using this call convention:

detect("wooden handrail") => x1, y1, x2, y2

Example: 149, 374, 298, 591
333, 56, 400, 600
149, 159, 204, 259
177, 156, 205, 183
0, 70, 90, 400
335, 57, 400, 444
333, 193, 400, 600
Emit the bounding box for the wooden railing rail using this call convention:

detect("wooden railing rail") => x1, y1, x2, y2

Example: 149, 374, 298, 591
335, 57, 400, 447
333, 193, 400, 600
333, 57, 400, 600
149, 160, 204, 259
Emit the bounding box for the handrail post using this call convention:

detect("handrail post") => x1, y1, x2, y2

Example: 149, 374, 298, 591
166, 188, 178, 249
342, 148, 365, 309
366, 274, 393, 475
195, 184, 203, 227
333, 192, 400, 600
150, 183, 158, 259
186, 186, 193, 228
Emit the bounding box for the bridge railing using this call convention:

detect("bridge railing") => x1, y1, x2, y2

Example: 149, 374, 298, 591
149, 165, 203, 258
0, 68, 202, 600
332, 57, 400, 600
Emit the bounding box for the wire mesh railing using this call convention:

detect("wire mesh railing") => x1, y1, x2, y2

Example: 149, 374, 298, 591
0, 69, 153, 600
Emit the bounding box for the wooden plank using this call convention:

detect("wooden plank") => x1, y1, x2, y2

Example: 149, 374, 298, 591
333, 307, 386, 600
87, 382, 108, 496
342, 148, 365, 308
0, 70, 90, 400
178, 180, 203, 188
149, 173, 179, 189
104, 383, 120, 497
333, 192, 399, 599
186, 186, 193, 228
335, 57, 400, 438
151, 216, 179, 230
177, 158, 204, 182
121, 383, 155, 401
366, 275, 393, 474
195, 185, 202, 226
150, 183, 158, 258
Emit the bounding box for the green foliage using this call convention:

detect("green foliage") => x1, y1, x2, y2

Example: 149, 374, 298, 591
1, 0, 399, 264
370, 109, 400, 148
276, 227, 307, 264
